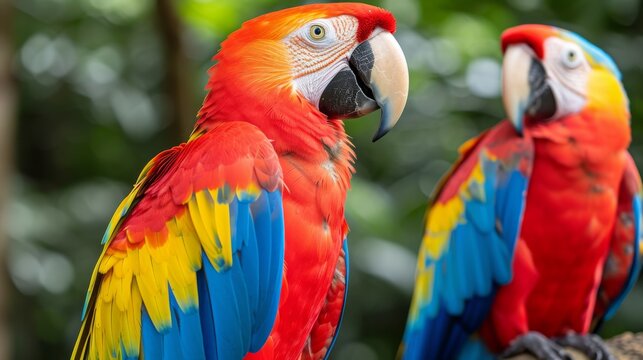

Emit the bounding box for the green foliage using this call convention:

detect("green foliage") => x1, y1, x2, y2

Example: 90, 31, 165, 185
10, 0, 643, 358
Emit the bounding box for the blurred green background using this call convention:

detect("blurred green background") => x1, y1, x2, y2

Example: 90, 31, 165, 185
3, 0, 643, 358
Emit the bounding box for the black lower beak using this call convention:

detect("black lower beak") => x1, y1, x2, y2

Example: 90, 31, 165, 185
319, 41, 378, 120
526, 59, 556, 121
318, 31, 408, 141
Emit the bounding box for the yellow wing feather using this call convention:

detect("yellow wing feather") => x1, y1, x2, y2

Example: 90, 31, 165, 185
74, 187, 261, 359
409, 156, 490, 324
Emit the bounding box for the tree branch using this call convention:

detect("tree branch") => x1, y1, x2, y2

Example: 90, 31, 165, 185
507, 332, 643, 359
155, 0, 194, 140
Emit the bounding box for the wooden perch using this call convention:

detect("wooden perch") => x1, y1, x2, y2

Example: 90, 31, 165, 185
507, 332, 643, 360
606, 332, 643, 359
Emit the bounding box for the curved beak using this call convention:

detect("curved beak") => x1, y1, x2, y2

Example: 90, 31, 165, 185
502, 44, 556, 133
319, 31, 409, 142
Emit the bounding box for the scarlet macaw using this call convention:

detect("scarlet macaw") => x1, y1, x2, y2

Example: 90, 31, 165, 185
72, 3, 409, 360
400, 25, 641, 360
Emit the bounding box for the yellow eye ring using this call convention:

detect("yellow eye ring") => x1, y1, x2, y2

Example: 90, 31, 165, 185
309, 25, 326, 40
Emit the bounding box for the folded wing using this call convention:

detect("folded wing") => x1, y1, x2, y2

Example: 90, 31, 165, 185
72, 121, 285, 360
593, 153, 642, 330
401, 121, 533, 360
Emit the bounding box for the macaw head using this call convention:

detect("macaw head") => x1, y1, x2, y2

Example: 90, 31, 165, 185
201, 3, 409, 141
501, 24, 629, 133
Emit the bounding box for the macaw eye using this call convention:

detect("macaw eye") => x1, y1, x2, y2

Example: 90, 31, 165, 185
309, 24, 326, 40
561, 47, 582, 69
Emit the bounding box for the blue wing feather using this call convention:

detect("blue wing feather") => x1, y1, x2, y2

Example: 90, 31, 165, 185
173, 298, 206, 359
196, 269, 218, 360
142, 309, 163, 359
162, 300, 182, 359
140, 189, 285, 359
251, 190, 285, 350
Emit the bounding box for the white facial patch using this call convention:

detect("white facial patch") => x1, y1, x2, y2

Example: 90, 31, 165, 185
284, 15, 360, 107
294, 61, 349, 108
542, 37, 590, 119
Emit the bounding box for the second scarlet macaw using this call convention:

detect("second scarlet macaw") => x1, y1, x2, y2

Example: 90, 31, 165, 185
72, 3, 409, 360
401, 25, 641, 360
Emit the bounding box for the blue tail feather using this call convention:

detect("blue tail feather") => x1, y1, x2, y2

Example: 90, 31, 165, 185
458, 339, 496, 360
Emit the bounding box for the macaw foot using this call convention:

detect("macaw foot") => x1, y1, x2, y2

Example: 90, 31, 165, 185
554, 332, 615, 360
501, 331, 572, 360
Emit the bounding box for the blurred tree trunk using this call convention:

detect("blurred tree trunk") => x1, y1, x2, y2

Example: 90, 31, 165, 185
155, 0, 194, 140
0, 0, 14, 358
